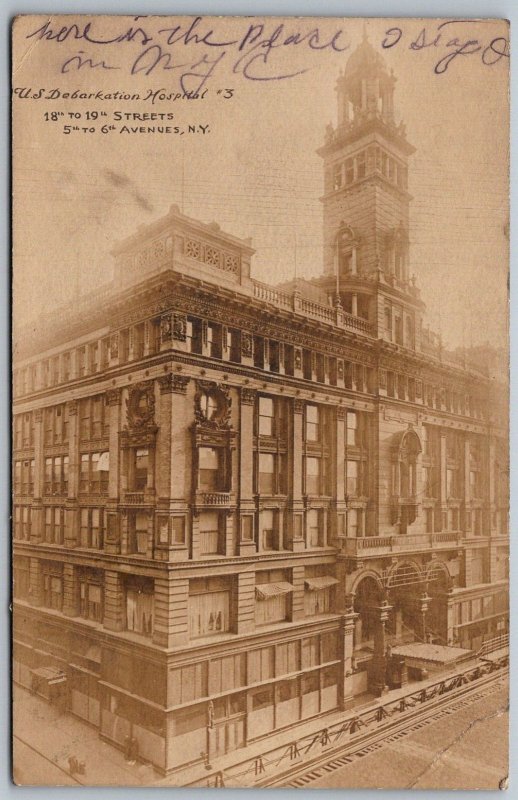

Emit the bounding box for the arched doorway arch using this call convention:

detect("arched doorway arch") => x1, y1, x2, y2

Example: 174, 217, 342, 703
385, 561, 426, 644
391, 427, 422, 534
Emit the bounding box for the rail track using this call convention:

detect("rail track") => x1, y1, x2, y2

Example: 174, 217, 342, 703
187, 656, 508, 789
279, 674, 505, 787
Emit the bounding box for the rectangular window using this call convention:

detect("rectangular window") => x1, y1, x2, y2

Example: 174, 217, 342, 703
126, 582, 154, 636
14, 416, 23, 450
199, 511, 220, 555
306, 457, 320, 495
269, 340, 280, 373
306, 508, 321, 548
135, 448, 148, 490
22, 507, 31, 540
227, 328, 241, 363
346, 460, 359, 496
305, 405, 319, 442
186, 317, 203, 355
207, 322, 222, 359
356, 150, 366, 179
302, 635, 320, 668
44, 457, 52, 494
259, 453, 275, 495
79, 507, 103, 549
276, 641, 299, 676
345, 158, 354, 184
258, 396, 274, 437
198, 447, 220, 491
14, 461, 22, 493
260, 509, 276, 551
333, 162, 342, 189
348, 508, 359, 537
188, 578, 230, 639
80, 577, 103, 622
346, 411, 358, 447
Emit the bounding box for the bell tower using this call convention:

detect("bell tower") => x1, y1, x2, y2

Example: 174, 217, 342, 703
317, 33, 425, 348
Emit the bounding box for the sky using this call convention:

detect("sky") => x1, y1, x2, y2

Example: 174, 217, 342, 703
12, 15, 509, 349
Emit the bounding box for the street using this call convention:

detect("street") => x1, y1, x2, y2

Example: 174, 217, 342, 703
294, 679, 508, 790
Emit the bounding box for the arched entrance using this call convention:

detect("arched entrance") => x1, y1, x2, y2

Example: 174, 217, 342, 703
425, 562, 452, 644
386, 562, 427, 644
353, 575, 384, 650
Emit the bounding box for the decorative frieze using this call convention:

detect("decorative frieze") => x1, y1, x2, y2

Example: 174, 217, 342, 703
185, 237, 240, 274
105, 388, 122, 406
173, 313, 187, 341
241, 387, 257, 405
293, 398, 304, 414
241, 332, 253, 358
109, 333, 119, 359
160, 313, 172, 342
158, 374, 190, 394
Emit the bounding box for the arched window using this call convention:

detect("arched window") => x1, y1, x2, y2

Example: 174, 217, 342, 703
335, 224, 358, 276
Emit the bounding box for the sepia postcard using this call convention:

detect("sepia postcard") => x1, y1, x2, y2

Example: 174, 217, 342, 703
11, 15, 509, 788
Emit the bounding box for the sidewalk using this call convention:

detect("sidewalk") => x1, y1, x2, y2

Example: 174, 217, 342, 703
13, 657, 501, 787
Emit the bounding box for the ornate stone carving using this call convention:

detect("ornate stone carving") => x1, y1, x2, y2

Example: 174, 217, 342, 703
158, 374, 189, 394
337, 406, 346, 421
293, 398, 304, 414
34, 408, 43, 423
241, 332, 253, 358
106, 388, 122, 406
160, 313, 172, 342
294, 349, 302, 370
109, 333, 119, 359
173, 313, 187, 342
194, 381, 232, 429
241, 387, 256, 405
337, 360, 344, 379
126, 382, 156, 429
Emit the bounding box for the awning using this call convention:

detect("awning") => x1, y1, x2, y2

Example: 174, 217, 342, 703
255, 582, 294, 600
31, 666, 67, 684
304, 576, 339, 592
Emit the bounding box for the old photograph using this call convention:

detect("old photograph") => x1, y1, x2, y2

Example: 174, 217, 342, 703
11, 15, 509, 788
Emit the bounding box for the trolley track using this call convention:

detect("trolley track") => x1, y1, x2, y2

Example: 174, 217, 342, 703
264, 671, 506, 787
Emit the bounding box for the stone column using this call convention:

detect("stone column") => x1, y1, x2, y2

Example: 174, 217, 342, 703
238, 388, 257, 556
103, 570, 125, 632
463, 437, 471, 535
63, 399, 79, 548
368, 600, 392, 696
339, 610, 358, 709
105, 389, 121, 555
418, 592, 431, 643
234, 571, 255, 634
155, 374, 190, 562
63, 563, 80, 617
351, 293, 358, 316
30, 409, 44, 544
439, 431, 447, 530
290, 399, 305, 551
335, 408, 347, 546
153, 575, 189, 647
291, 564, 305, 621
28, 557, 43, 607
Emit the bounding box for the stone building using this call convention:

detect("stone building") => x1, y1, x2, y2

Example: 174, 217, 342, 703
13, 38, 508, 773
